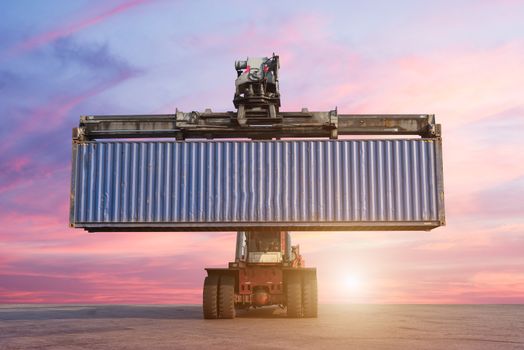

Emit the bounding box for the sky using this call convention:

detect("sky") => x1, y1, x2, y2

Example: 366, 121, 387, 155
0, 0, 523, 304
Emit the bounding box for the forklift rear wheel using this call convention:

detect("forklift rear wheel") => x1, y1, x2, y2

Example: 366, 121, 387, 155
302, 275, 318, 318
218, 275, 236, 319
203, 275, 219, 319
286, 274, 303, 318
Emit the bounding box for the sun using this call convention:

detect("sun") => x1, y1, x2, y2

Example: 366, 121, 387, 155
344, 275, 362, 292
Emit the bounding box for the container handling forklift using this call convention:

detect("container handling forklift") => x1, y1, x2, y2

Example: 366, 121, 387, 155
70, 54, 444, 319
207, 56, 317, 318
204, 231, 315, 319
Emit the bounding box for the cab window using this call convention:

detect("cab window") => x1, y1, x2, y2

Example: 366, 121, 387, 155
248, 232, 280, 252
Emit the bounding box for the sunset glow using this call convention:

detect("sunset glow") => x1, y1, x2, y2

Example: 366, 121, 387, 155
344, 275, 363, 293
1, 0, 523, 304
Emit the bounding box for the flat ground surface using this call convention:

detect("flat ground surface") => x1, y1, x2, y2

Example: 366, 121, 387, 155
0, 304, 523, 349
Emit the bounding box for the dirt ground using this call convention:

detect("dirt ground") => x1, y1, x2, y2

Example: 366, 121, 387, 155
0, 304, 523, 349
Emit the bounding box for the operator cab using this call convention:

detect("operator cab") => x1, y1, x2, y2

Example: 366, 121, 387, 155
235, 231, 290, 264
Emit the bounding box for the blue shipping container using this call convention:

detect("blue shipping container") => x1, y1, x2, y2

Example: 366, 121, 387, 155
70, 139, 445, 231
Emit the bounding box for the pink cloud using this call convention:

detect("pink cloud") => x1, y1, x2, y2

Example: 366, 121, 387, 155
0, 252, 211, 303
9, 156, 31, 172
4, 0, 153, 60
0, 71, 138, 203
170, 13, 361, 111
1, 70, 137, 155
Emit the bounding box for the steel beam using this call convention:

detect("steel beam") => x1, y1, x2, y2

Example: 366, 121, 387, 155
73, 111, 439, 141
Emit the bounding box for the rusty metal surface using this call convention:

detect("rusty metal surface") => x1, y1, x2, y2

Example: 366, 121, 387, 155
73, 113, 438, 141
70, 138, 445, 232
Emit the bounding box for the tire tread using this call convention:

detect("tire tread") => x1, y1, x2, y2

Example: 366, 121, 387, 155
286, 274, 303, 318
218, 275, 235, 319
203, 275, 219, 319
302, 275, 318, 318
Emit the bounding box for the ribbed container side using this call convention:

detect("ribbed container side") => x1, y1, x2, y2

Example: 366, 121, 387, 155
70, 139, 445, 231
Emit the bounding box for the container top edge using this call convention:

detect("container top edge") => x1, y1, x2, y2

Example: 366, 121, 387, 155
76, 137, 439, 145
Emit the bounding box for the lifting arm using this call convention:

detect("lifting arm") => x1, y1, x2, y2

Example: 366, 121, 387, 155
73, 54, 440, 142
73, 111, 439, 141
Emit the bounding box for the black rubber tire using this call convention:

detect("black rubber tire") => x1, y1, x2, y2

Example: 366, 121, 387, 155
218, 275, 235, 319
286, 274, 303, 318
203, 275, 219, 319
302, 275, 318, 318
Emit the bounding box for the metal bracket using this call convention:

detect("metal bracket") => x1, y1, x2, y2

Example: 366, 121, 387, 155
329, 108, 338, 139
